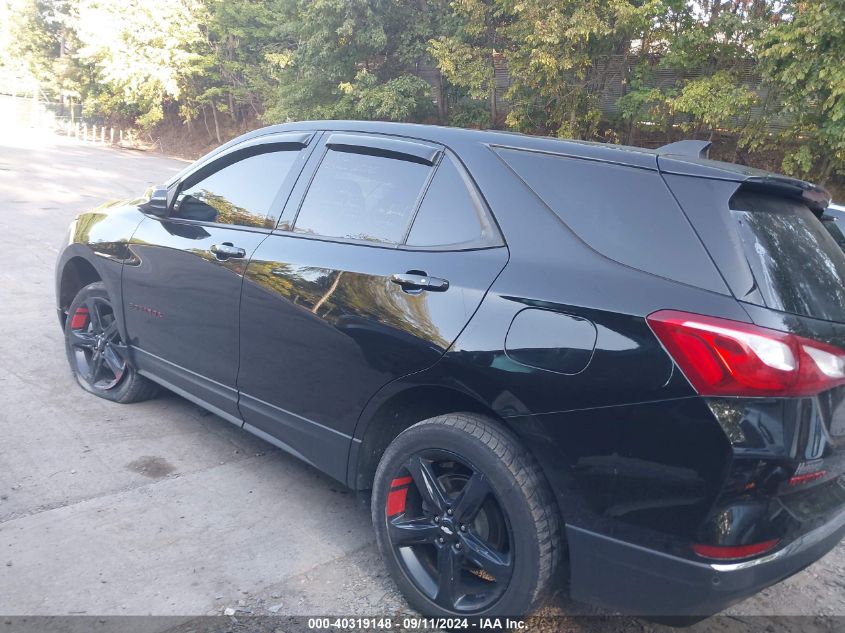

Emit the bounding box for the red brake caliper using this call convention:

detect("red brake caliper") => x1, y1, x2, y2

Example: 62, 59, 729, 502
70, 307, 89, 329
386, 475, 413, 517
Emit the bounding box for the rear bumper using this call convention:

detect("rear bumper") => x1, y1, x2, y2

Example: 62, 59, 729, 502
567, 506, 845, 616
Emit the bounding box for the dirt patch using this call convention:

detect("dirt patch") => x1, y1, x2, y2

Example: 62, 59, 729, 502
126, 456, 176, 479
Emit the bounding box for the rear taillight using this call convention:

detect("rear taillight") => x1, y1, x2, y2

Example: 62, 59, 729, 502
692, 539, 780, 560
647, 310, 845, 397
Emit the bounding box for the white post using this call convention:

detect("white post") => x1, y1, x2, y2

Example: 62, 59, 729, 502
31, 79, 39, 127
110, 128, 114, 144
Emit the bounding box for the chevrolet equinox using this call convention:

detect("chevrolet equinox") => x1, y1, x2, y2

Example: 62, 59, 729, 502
55, 122, 845, 618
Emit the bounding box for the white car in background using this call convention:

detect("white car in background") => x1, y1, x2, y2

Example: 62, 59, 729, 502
824, 203, 845, 250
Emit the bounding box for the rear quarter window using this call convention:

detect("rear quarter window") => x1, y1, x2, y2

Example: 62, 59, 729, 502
494, 147, 726, 293
731, 191, 845, 323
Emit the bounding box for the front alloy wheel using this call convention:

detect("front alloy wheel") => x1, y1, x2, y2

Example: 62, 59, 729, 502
373, 413, 561, 617
64, 282, 158, 403
68, 295, 128, 390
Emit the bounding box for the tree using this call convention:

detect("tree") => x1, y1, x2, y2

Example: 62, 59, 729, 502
428, 0, 508, 127
73, 0, 207, 128
757, 0, 845, 183
263, 0, 437, 123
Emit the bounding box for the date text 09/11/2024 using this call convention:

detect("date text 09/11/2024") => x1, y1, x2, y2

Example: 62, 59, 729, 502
306, 617, 527, 630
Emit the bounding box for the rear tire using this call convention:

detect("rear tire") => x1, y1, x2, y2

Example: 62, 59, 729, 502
372, 412, 561, 617
64, 282, 158, 403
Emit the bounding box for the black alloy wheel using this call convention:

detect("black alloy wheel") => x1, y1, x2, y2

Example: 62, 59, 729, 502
373, 413, 560, 618
386, 450, 514, 612
68, 295, 128, 391
64, 282, 158, 403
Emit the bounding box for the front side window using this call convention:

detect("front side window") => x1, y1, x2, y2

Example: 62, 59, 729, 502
173, 150, 300, 228
293, 149, 431, 244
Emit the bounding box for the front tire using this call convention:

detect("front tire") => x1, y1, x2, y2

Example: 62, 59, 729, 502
64, 282, 158, 403
372, 413, 561, 617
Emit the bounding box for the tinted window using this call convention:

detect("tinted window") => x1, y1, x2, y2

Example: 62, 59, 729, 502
174, 150, 299, 228
294, 149, 430, 244
731, 192, 845, 323
495, 147, 725, 293
406, 156, 499, 247
823, 218, 845, 251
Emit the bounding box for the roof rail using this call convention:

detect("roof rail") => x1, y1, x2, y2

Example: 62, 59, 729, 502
656, 140, 712, 159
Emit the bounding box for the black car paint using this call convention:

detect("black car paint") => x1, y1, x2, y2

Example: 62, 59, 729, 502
56, 121, 845, 616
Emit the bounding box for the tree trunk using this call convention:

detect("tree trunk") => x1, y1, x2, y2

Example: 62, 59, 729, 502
210, 100, 222, 144
489, 55, 498, 128
437, 70, 447, 122
819, 157, 833, 186
202, 106, 212, 140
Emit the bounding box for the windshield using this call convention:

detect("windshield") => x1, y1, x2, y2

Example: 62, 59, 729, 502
731, 191, 845, 323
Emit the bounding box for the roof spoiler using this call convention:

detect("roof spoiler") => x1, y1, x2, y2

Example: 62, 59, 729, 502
656, 140, 712, 159
740, 177, 831, 216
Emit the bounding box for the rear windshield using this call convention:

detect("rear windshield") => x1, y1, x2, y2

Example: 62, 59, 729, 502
731, 191, 845, 323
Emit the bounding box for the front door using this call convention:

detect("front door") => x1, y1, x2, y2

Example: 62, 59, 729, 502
123, 134, 313, 420
237, 133, 508, 480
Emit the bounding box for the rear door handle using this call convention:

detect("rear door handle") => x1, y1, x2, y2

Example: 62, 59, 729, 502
210, 242, 246, 260
390, 272, 450, 293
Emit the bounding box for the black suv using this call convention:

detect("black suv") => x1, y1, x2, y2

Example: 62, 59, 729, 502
55, 122, 845, 618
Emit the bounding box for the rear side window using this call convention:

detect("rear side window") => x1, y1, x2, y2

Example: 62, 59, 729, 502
731, 192, 845, 323
293, 149, 430, 244
406, 155, 500, 248
495, 147, 725, 293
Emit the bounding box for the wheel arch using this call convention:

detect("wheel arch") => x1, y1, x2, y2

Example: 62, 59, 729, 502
349, 384, 502, 491
57, 254, 103, 326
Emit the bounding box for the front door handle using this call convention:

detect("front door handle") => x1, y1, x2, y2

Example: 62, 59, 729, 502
210, 242, 246, 260
390, 272, 450, 293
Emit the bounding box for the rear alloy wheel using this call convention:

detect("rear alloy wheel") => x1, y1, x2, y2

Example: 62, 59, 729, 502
64, 282, 158, 403
373, 413, 561, 617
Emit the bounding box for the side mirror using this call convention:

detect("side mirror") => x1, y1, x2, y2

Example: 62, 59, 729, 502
141, 186, 170, 216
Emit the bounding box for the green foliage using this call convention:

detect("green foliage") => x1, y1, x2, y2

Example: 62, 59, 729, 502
670, 72, 757, 135
337, 70, 434, 121
757, 1, 845, 182
447, 96, 491, 129
262, 0, 437, 123
2, 0, 844, 190
5, 0, 60, 83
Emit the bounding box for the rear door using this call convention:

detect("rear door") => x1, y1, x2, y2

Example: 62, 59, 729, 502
123, 132, 314, 421
237, 133, 508, 480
